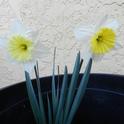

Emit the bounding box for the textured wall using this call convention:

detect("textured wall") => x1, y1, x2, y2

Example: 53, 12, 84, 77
0, 0, 124, 88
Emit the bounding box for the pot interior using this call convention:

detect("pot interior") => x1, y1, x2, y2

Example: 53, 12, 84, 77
0, 74, 124, 124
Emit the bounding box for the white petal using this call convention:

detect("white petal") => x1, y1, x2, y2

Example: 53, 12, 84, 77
26, 30, 40, 44
10, 19, 27, 35
3, 51, 18, 64
0, 37, 7, 48
103, 20, 119, 31
74, 25, 94, 41
95, 15, 108, 31
23, 61, 36, 73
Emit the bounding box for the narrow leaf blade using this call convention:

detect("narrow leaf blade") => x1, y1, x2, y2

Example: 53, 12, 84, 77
47, 94, 52, 124
34, 65, 46, 124
63, 52, 80, 123
25, 71, 41, 124
55, 66, 68, 124
66, 58, 92, 124
52, 47, 57, 119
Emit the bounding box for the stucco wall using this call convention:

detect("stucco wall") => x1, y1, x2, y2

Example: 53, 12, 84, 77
0, 0, 124, 88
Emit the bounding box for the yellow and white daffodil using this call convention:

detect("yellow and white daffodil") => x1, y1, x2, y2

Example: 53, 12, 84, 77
74, 15, 121, 63
0, 20, 48, 72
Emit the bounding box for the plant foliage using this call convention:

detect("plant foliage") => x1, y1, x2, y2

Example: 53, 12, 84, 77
25, 51, 92, 124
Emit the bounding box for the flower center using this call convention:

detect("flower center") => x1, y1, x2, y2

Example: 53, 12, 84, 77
21, 44, 28, 50
91, 27, 116, 55
96, 35, 103, 42
7, 35, 34, 62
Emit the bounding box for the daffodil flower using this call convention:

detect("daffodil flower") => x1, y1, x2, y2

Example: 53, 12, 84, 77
0, 20, 49, 72
74, 15, 121, 62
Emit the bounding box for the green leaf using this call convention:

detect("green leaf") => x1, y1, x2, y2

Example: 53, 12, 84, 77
63, 52, 80, 123
34, 65, 46, 124
59, 109, 64, 124
47, 94, 52, 124
66, 58, 92, 124
52, 47, 57, 120
55, 66, 68, 124
56, 65, 60, 113
25, 71, 41, 124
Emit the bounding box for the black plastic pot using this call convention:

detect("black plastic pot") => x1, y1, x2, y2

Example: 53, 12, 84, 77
0, 74, 124, 124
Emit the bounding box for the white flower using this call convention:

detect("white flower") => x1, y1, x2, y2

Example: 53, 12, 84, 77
0, 19, 49, 72
74, 15, 121, 63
